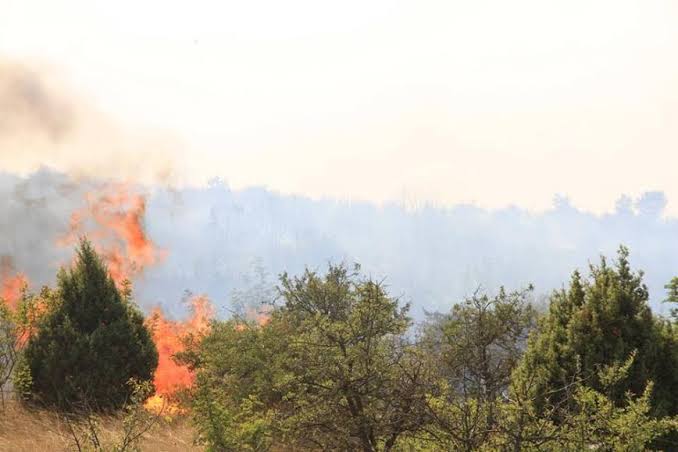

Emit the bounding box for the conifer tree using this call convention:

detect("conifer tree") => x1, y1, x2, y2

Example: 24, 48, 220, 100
18, 239, 158, 411
512, 246, 678, 418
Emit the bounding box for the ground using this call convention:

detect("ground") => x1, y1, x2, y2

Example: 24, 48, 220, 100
0, 400, 200, 452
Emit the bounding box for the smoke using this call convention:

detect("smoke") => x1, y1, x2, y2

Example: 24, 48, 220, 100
0, 61, 73, 142
136, 183, 678, 319
0, 170, 83, 290
0, 170, 162, 300
2, 166, 678, 323
2, 60, 678, 321
0, 167, 214, 401
0, 59, 181, 186
0, 58, 180, 303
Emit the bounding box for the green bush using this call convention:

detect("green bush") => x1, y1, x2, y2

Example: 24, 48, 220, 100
181, 264, 431, 451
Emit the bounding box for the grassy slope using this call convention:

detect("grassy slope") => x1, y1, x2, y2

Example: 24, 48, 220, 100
0, 400, 201, 451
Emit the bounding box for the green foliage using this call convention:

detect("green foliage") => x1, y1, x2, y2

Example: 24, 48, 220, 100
0, 300, 19, 397
562, 381, 676, 451
429, 286, 536, 399
1, 284, 54, 402
512, 246, 678, 418
490, 353, 678, 451
175, 249, 678, 451
420, 286, 536, 450
19, 239, 158, 411
183, 264, 432, 451
180, 319, 282, 451
665, 276, 678, 320
666, 277, 678, 304
276, 264, 423, 451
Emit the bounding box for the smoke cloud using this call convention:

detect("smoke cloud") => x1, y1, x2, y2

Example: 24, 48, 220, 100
0, 59, 181, 186
0, 170, 85, 288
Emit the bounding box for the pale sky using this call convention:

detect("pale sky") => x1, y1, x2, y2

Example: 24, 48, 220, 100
1, 0, 678, 214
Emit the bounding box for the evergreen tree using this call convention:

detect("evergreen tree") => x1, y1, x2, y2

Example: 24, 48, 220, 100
512, 246, 678, 419
18, 239, 158, 411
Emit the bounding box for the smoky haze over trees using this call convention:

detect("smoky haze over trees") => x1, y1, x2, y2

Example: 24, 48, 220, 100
2, 170, 678, 318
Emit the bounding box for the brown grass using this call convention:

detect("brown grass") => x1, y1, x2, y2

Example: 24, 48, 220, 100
0, 400, 201, 452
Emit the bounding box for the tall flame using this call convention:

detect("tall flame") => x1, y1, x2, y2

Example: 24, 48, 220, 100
146, 295, 214, 395
59, 183, 165, 287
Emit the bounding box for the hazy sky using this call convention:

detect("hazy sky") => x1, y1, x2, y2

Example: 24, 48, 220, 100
2, 0, 678, 214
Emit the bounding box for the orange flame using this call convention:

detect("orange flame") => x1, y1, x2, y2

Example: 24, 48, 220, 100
59, 184, 165, 288
146, 295, 214, 396
0, 256, 45, 347
144, 295, 214, 413
0, 256, 29, 311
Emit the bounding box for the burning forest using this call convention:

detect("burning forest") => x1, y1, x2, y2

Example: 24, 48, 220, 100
0, 183, 220, 414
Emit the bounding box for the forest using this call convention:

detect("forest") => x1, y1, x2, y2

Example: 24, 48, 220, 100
1, 239, 678, 451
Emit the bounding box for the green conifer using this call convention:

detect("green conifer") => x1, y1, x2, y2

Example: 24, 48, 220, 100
513, 246, 678, 418
19, 239, 158, 411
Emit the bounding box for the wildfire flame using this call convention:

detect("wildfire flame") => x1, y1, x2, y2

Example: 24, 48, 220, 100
0, 256, 46, 347
0, 256, 29, 311
144, 295, 214, 412
59, 183, 166, 287
147, 295, 214, 394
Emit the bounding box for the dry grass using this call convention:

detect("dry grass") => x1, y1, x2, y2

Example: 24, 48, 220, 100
0, 399, 201, 452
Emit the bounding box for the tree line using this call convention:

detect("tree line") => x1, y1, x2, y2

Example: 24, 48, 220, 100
179, 246, 678, 451
2, 241, 678, 451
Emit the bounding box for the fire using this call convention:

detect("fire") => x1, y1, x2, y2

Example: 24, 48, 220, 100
144, 295, 214, 411
0, 256, 29, 311
59, 183, 165, 287
143, 300, 271, 411
246, 306, 271, 327
0, 256, 46, 347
